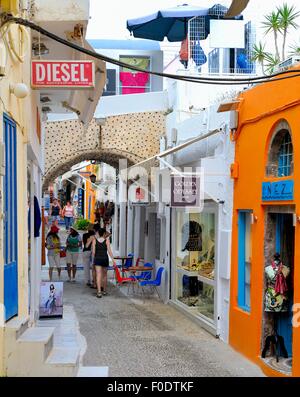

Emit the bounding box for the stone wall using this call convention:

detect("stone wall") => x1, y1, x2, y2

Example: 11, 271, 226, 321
43, 111, 166, 189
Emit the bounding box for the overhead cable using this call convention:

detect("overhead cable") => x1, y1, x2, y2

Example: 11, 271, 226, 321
2, 15, 300, 86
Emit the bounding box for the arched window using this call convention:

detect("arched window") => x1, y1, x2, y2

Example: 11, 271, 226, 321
266, 121, 293, 177
278, 132, 293, 177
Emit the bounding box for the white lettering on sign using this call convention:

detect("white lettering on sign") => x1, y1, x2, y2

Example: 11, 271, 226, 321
31, 61, 94, 88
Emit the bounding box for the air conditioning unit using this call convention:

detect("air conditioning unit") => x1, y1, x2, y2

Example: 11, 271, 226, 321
276, 56, 300, 72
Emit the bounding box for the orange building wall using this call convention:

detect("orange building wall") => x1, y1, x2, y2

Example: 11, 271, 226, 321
84, 165, 96, 223
229, 70, 300, 377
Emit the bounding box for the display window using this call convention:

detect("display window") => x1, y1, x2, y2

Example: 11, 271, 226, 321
174, 210, 216, 322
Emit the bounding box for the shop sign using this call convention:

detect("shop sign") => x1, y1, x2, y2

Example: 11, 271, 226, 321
31, 60, 95, 88
171, 175, 201, 208
262, 180, 294, 201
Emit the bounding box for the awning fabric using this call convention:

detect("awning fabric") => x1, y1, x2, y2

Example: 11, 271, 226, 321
225, 0, 249, 18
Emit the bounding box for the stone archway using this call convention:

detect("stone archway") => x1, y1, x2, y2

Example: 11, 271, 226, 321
43, 110, 166, 190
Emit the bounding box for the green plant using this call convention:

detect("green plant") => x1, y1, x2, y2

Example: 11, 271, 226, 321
278, 3, 300, 61
289, 42, 300, 56
251, 42, 269, 74
73, 218, 91, 230
264, 53, 281, 75
262, 11, 281, 60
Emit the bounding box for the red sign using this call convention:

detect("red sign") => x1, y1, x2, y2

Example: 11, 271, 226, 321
31, 60, 95, 88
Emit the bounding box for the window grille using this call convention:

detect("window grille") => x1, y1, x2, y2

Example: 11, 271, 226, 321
278, 132, 293, 177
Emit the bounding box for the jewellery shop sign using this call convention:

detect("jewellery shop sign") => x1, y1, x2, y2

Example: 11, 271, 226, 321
171, 174, 203, 208
31, 60, 95, 88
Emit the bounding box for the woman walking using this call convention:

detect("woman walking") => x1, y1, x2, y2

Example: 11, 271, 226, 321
66, 226, 82, 282
82, 224, 95, 287
46, 225, 61, 281
92, 225, 115, 298
50, 198, 62, 226
62, 201, 75, 231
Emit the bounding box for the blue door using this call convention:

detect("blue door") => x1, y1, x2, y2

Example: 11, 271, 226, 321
276, 213, 293, 357
3, 114, 18, 321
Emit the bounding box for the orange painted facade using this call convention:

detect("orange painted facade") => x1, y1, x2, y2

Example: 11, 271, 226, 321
229, 69, 300, 377
84, 165, 96, 223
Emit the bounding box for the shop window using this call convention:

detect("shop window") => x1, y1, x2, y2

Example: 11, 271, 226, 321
266, 121, 293, 177
238, 211, 252, 311
175, 211, 215, 322
155, 217, 161, 260
119, 55, 151, 95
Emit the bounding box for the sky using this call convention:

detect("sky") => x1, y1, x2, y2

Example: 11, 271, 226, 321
87, 0, 300, 56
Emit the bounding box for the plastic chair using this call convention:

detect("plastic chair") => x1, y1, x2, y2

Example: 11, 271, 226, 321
122, 253, 134, 274
113, 263, 136, 294
139, 267, 164, 299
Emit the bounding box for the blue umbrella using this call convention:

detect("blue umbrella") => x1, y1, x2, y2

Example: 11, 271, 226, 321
127, 4, 217, 42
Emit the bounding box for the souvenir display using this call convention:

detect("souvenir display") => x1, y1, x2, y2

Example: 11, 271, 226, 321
264, 253, 290, 312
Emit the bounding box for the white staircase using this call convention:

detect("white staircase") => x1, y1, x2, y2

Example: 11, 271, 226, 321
4, 307, 108, 377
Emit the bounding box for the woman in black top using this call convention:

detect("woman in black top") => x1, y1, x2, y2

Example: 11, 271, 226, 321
92, 225, 115, 298
82, 226, 95, 287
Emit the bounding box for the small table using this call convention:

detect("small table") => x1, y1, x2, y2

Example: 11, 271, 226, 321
114, 256, 133, 276
128, 266, 153, 281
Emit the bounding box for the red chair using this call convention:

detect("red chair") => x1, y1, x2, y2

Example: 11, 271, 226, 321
113, 264, 136, 294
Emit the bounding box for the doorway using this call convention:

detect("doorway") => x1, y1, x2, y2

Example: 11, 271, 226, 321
262, 209, 294, 371
3, 114, 18, 321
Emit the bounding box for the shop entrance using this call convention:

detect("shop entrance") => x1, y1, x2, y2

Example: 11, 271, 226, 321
262, 209, 294, 371
276, 213, 294, 357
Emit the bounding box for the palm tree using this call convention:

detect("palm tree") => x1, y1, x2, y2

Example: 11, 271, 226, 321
278, 3, 300, 61
262, 11, 281, 60
251, 42, 268, 75
264, 53, 281, 75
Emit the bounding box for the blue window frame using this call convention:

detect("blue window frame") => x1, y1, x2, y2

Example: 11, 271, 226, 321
278, 132, 293, 177
238, 211, 252, 311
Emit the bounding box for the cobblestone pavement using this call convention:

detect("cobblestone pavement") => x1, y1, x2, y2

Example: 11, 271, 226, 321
59, 271, 264, 377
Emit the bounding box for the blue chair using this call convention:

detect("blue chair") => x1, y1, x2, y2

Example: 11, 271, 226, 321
139, 267, 164, 299
120, 253, 134, 276
130, 262, 152, 281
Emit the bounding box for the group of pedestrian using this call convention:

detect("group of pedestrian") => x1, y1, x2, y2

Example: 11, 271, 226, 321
48, 198, 75, 231
45, 221, 115, 299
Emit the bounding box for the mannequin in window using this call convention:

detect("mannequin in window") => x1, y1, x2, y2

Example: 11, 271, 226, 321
264, 253, 290, 313
262, 253, 289, 361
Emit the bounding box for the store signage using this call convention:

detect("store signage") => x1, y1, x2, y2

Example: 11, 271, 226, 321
31, 60, 95, 88
262, 180, 294, 201
171, 175, 201, 207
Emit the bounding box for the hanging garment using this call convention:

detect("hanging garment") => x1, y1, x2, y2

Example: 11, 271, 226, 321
264, 260, 290, 312
179, 37, 189, 62
181, 221, 202, 252
119, 72, 149, 94
191, 41, 207, 67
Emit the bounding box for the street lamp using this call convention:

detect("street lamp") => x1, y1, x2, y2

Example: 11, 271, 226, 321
89, 174, 97, 184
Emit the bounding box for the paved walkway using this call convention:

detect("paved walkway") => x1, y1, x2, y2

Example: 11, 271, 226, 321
58, 271, 264, 377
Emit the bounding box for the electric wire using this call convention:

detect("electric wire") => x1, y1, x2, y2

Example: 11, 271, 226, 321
2, 15, 300, 86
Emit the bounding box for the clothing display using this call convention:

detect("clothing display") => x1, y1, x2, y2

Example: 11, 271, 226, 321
119, 71, 149, 94
181, 221, 202, 251
264, 256, 290, 312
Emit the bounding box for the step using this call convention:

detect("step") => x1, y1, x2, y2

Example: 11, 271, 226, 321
77, 366, 109, 377
6, 327, 55, 376
45, 346, 80, 377
5, 316, 29, 339
18, 326, 54, 361
46, 346, 80, 366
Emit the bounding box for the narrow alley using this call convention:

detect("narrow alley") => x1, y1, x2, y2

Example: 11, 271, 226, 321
62, 272, 264, 377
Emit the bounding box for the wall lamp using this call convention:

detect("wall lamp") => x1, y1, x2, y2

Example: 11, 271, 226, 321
89, 174, 97, 184
10, 83, 29, 99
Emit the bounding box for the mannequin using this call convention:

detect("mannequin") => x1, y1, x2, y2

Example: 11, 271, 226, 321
262, 253, 289, 361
